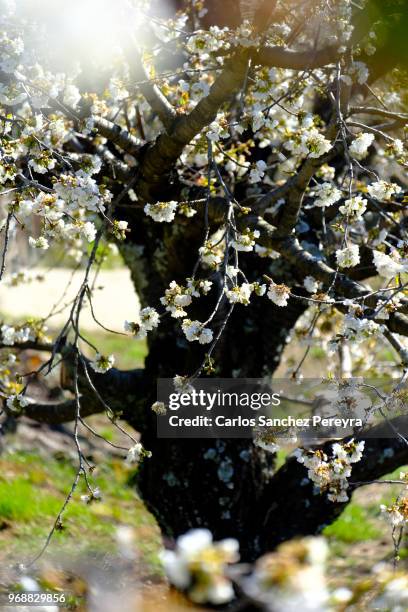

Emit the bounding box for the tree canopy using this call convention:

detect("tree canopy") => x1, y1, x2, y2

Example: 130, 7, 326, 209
1, 0, 408, 607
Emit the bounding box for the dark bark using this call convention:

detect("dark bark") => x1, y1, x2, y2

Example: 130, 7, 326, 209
117, 208, 310, 559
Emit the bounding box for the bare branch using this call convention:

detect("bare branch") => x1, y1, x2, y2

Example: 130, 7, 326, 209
253, 0, 279, 33
5, 362, 148, 426
11, 398, 101, 425
91, 116, 140, 155
0, 340, 54, 352
349, 106, 408, 122
94, 143, 133, 183
47, 98, 140, 156
254, 44, 339, 70
346, 120, 396, 141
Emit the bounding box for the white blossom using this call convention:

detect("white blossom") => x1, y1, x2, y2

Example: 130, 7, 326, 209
381, 500, 408, 527
28, 155, 56, 174
267, 282, 290, 307
160, 529, 239, 605
206, 117, 228, 141
252, 282, 266, 296
28, 236, 50, 250
336, 244, 360, 268
126, 442, 142, 464
54, 171, 110, 213
173, 375, 195, 395
249, 160, 267, 183
343, 314, 383, 343
1, 324, 17, 346
225, 283, 253, 305
304, 127, 333, 158
144, 201, 178, 223
242, 537, 329, 611
346, 61, 369, 84
63, 84, 81, 108
313, 182, 342, 208
6, 394, 29, 412
125, 307, 160, 339
199, 241, 223, 267
349, 132, 375, 160
304, 276, 319, 294
373, 574, 408, 611
339, 195, 367, 220
90, 353, 114, 374
81, 487, 101, 504
255, 245, 280, 259
373, 250, 406, 279
151, 401, 167, 415
186, 278, 213, 296
182, 319, 213, 344
296, 440, 364, 503
231, 230, 259, 252
82, 221, 97, 242
367, 180, 402, 201
286, 127, 332, 159
161, 281, 193, 318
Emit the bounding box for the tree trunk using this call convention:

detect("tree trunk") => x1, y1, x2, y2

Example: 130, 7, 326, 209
119, 213, 307, 561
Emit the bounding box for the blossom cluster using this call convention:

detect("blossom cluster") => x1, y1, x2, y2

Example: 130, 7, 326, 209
295, 439, 365, 502
161, 279, 212, 318
160, 529, 239, 605
124, 307, 160, 340
242, 537, 329, 611
381, 481, 408, 527
182, 319, 213, 344
225, 281, 266, 305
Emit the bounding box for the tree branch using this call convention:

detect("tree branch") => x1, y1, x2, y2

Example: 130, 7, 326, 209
47, 98, 141, 157
254, 146, 337, 228
91, 116, 140, 155
3, 360, 148, 426
12, 398, 101, 425
134, 39, 346, 203
349, 106, 408, 122
94, 143, 133, 183
253, 0, 279, 33
0, 340, 54, 352
254, 44, 339, 70
60, 356, 149, 423
135, 52, 251, 202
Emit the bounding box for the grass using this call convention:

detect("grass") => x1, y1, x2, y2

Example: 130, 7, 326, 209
0, 478, 61, 523
0, 450, 162, 572
80, 331, 147, 369
324, 466, 408, 545
322, 465, 408, 586
323, 503, 381, 542
0, 446, 406, 597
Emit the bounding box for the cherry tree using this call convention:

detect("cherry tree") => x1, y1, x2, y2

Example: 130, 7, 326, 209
1, 0, 408, 582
